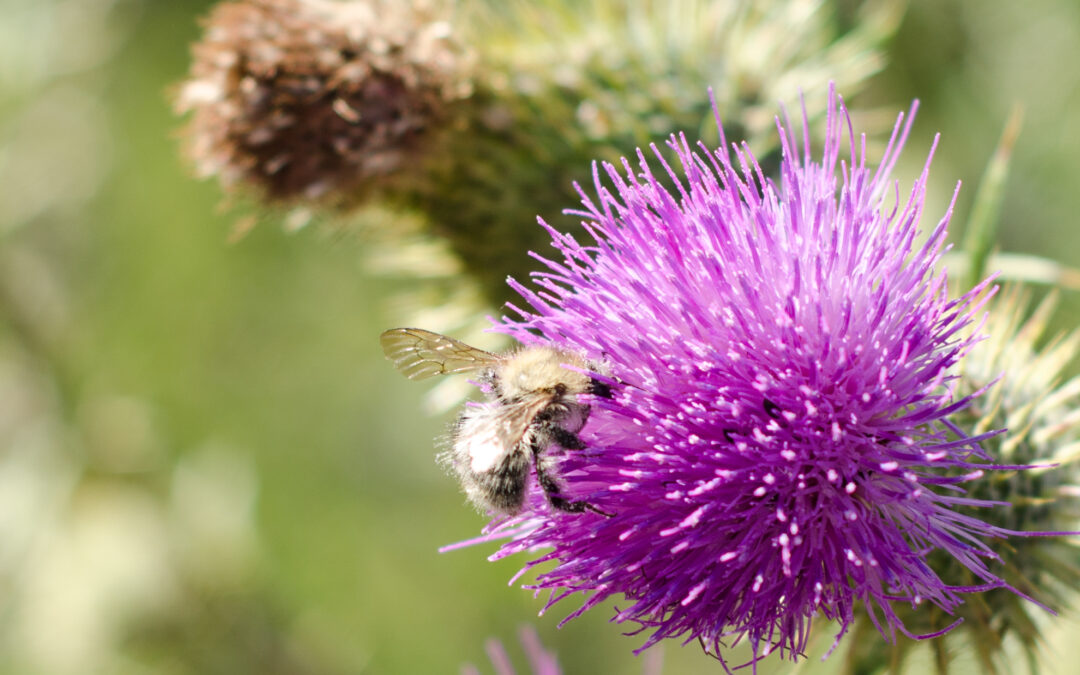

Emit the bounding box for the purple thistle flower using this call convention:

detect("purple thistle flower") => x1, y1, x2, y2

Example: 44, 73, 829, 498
446, 85, 1051, 668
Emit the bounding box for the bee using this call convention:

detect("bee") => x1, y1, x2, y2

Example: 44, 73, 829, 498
380, 327, 613, 516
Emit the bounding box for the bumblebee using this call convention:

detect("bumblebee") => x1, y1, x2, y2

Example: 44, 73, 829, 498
380, 328, 611, 516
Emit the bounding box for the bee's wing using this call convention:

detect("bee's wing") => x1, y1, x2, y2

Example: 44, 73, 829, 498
380, 328, 501, 380
491, 394, 554, 453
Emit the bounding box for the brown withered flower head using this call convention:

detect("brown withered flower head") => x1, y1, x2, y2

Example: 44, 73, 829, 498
175, 0, 472, 205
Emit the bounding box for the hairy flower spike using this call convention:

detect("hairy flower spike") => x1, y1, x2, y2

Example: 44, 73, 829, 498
452, 87, 1055, 668
176, 0, 472, 204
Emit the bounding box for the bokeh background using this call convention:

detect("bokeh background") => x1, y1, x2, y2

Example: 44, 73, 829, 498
1, 0, 1080, 673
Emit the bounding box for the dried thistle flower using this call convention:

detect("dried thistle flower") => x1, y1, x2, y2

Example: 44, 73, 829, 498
175, 0, 472, 205
445, 86, 1059, 669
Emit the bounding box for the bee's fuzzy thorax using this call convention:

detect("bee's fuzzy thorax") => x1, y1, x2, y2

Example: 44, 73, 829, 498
497, 346, 592, 401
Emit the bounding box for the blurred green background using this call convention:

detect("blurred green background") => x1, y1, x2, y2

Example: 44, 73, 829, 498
2, 0, 1080, 673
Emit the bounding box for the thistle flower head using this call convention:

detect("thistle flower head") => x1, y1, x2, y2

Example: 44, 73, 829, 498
455, 86, 1046, 667
175, 0, 472, 204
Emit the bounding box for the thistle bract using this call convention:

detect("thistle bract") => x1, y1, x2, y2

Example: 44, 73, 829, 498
458, 87, 1043, 667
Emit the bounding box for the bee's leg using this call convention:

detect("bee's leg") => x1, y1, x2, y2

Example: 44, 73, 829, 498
548, 425, 591, 453
532, 428, 613, 517
588, 378, 613, 399
534, 460, 614, 517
